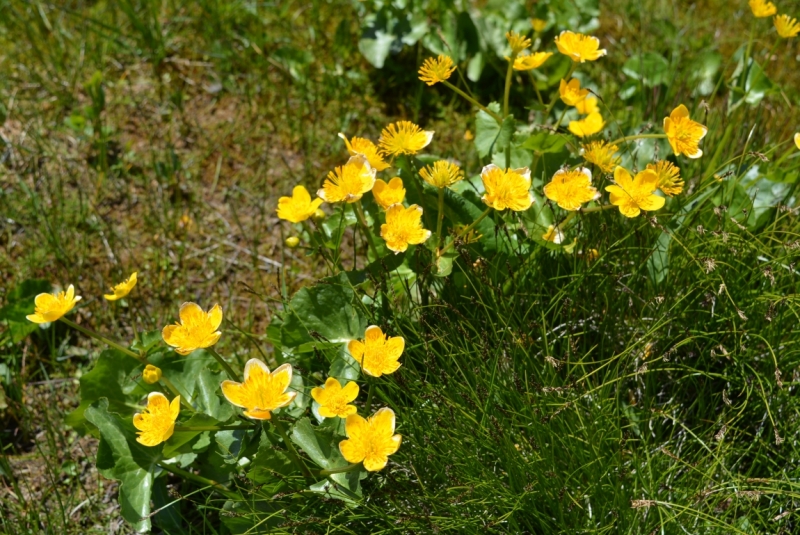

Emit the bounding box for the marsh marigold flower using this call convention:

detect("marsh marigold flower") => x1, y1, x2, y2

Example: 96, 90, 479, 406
605, 166, 665, 218
380, 204, 431, 254
582, 141, 620, 173
221, 359, 296, 420
378, 121, 434, 157
559, 78, 589, 106
372, 177, 406, 210
311, 377, 359, 418
513, 52, 553, 71
506, 31, 532, 55
162, 302, 223, 355
795, 133, 800, 150
749, 0, 777, 17
419, 160, 463, 188
568, 112, 604, 137
542, 225, 564, 244
555, 31, 606, 62
277, 186, 324, 223
284, 236, 300, 248
339, 407, 402, 472
531, 18, 547, 32
418, 55, 456, 86
647, 160, 684, 197
26, 285, 81, 324
318, 155, 376, 204
481, 164, 534, 211
348, 325, 404, 377
104, 272, 137, 301
664, 105, 707, 158
575, 96, 599, 115
544, 168, 597, 211
142, 364, 162, 385
775, 15, 800, 38
338, 133, 390, 172
133, 392, 179, 446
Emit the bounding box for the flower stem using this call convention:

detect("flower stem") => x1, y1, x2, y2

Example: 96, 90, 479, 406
442, 80, 503, 123
271, 419, 314, 479
208, 348, 239, 381
435, 187, 445, 252
503, 54, 517, 119
354, 200, 379, 260
174, 425, 255, 431
541, 63, 576, 123
317, 463, 362, 477
608, 133, 667, 146
59, 317, 143, 362
364, 379, 375, 414
157, 462, 238, 499
440, 207, 492, 254
526, 70, 545, 107
160, 377, 195, 412
579, 204, 618, 214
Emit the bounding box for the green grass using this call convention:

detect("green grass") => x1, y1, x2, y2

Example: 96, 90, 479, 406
3, 0, 800, 533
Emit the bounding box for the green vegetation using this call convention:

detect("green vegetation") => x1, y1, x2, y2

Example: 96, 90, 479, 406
2, 0, 800, 533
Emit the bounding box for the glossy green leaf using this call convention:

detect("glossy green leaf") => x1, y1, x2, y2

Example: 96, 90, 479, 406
85, 399, 159, 533
290, 417, 348, 470
520, 131, 569, 154
281, 272, 366, 349
194, 368, 234, 422
474, 102, 514, 157
163, 413, 220, 458
622, 52, 670, 87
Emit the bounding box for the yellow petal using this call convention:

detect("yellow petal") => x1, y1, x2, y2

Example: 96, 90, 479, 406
178, 302, 204, 323
341, 381, 360, 402
221, 380, 249, 408
208, 304, 223, 330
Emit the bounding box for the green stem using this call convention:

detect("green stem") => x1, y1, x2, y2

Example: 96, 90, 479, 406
318, 463, 362, 477
174, 425, 255, 431
279, 224, 287, 301
553, 107, 569, 131
526, 70, 545, 107
440, 207, 493, 254
354, 200, 379, 260
442, 80, 502, 123
435, 187, 445, 251
503, 53, 517, 118
271, 419, 314, 479
365, 379, 375, 414
579, 204, 618, 214
208, 348, 239, 381
158, 462, 238, 499
608, 133, 667, 146
59, 317, 143, 362
160, 377, 195, 412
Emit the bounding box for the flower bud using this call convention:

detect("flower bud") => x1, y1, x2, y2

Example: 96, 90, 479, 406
285, 236, 300, 249
312, 209, 326, 222
142, 364, 162, 384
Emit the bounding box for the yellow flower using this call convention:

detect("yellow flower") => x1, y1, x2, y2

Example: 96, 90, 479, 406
543, 168, 597, 211
559, 78, 589, 106
513, 52, 553, 71
749, 0, 777, 17
311, 377, 359, 418
464, 129, 474, 141
340, 408, 401, 471
775, 14, 800, 38
378, 121, 434, 157
348, 325, 404, 377
575, 96, 599, 115
277, 186, 324, 223
26, 285, 81, 324
582, 141, 620, 173
317, 155, 376, 204
795, 133, 800, 150
133, 392, 179, 447
221, 359, 296, 420
480, 164, 534, 212
555, 31, 607, 62
285, 236, 300, 248
380, 204, 431, 254
372, 177, 406, 210
605, 166, 666, 218
418, 55, 456, 86
338, 133, 390, 172
142, 364, 162, 385
419, 160, 464, 188
162, 302, 223, 355
647, 160, 684, 197
663, 105, 707, 158
542, 225, 564, 244
103, 272, 137, 301
531, 18, 548, 32
506, 31, 532, 55
568, 112, 604, 137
